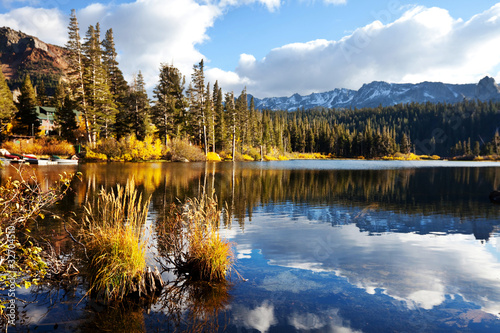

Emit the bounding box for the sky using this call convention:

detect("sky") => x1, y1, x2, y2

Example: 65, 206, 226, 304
0, 0, 500, 98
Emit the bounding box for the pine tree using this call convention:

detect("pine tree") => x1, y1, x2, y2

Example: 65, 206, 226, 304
213, 81, 226, 151
82, 23, 117, 140
400, 133, 411, 154
0, 67, 16, 137
37, 80, 49, 106
66, 9, 90, 143
189, 60, 207, 153
494, 130, 500, 155
235, 88, 248, 153
55, 95, 78, 141
123, 71, 150, 140
102, 28, 128, 137
473, 141, 481, 156
152, 63, 185, 145
102, 28, 128, 100
224, 91, 236, 160
204, 83, 217, 152
14, 75, 40, 136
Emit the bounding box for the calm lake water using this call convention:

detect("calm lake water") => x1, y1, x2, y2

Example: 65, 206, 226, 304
3, 160, 500, 332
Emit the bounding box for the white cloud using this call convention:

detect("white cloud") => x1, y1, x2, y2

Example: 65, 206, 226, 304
81, 0, 222, 92
230, 209, 500, 317
0, 0, 222, 92
300, 0, 347, 6
219, 0, 281, 12
0, 7, 67, 45
288, 309, 362, 332
261, 270, 322, 293
1, 0, 40, 7
323, 0, 347, 5
233, 300, 278, 333
214, 4, 500, 97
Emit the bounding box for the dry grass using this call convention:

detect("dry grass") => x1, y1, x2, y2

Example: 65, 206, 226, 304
80, 179, 151, 301
1, 138, 75, 156
157, 192, 234, 282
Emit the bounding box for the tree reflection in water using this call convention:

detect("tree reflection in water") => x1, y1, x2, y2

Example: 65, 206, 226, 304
3, 161, 500, 331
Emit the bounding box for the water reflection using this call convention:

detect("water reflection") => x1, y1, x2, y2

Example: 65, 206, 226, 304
4, 161, 499, 224
227, 212, 500, 314
3, 160, 500, 331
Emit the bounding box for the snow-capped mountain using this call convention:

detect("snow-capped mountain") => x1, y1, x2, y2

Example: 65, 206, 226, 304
251, 77, 500, 111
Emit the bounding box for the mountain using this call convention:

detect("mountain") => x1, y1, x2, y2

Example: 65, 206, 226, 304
2, 27, 500, 111
251, 77, 500, 111
0, 27, 69, 90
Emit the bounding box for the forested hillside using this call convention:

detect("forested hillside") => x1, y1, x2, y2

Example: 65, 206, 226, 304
278, 101, 500, 157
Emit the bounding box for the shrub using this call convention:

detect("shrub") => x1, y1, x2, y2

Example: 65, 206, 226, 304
264, 155, 278, 161
84, 148, 108, 161
278, 155, 289, 161
80, 179, 152, 301
206, 152, 221, 162
0, 167, 78, 317
1, 138, 75, 156
242, 154, 254, 161
169, 138, 206, 162
96, 138, 123, 160
244, 147, 261, 161
91, 135, 164, 162
218, 151, 231, 161
121, 135, 163, 161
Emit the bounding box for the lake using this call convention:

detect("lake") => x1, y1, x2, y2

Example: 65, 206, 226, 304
3, 160, 500, 332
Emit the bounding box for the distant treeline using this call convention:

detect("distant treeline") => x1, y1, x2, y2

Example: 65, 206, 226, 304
275, 100, 500, 157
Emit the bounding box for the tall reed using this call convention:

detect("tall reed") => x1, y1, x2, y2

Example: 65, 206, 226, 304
158, 192, 234, 282
81, 179, 151, 301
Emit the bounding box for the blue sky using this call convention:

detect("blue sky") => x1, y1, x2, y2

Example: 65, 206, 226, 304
1, 0, 500, 98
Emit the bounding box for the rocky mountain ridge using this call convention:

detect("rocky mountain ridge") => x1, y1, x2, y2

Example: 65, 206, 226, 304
0, 26, 69, 88
252, 76, 500, 111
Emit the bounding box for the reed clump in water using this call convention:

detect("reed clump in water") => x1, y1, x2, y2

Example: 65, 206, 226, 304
81, 179, 162, 302
158, 193, 234, 282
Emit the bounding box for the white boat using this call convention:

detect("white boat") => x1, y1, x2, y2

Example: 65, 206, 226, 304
56, 159, 79, 165
37, 159, 59, 166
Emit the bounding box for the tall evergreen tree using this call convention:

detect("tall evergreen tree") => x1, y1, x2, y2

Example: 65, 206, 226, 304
400, 133, 412, 154
122, 71, 150, 139
66, 9, 90, 143
225, 91, 236, 160
213, 81, 226, 151
235, 88, 249, 153
205, 82, 215, 152
102, 28, 128, 100
55, 95, 78, 141
0, 68, 16, 137
189, 60, 207, 153
36, 80, 49, 106
102, 28, 128, 137
152, 63, 185, 145
14, 75, 40, 136
82, 23, 117, 140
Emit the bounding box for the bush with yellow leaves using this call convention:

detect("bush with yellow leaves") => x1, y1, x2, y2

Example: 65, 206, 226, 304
206, 152, 222, 162
0, 167, 79, 321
